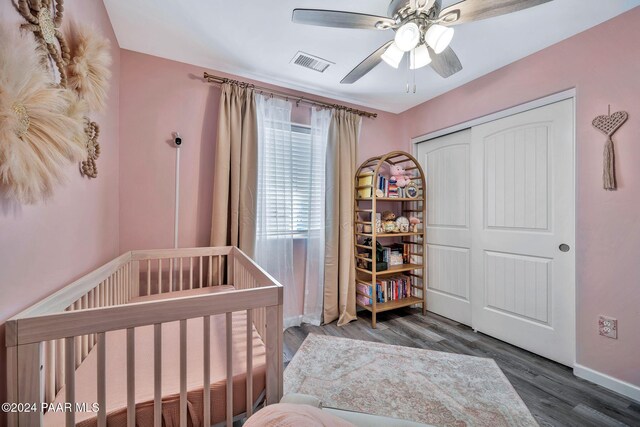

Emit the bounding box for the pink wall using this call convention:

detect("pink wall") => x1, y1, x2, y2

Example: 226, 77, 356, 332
0, 2, 121, 424
399, 8, 640, 386
118, 51, 402, 324
118, 50, 402, 252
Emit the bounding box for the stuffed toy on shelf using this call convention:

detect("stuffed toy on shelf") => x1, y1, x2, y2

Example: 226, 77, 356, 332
390, 164, 412, 188
382, 211, 398, 233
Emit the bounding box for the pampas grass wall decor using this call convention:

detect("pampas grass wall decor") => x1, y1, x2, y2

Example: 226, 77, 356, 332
0, 25, 85, 204
67, 24, 112, 112
66, 23, 112, 179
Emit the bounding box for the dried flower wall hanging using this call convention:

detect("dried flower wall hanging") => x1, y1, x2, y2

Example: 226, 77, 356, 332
65, 24, 112, 179
67, 24, 112, 112
17, 0, 70, 87
0, 25, 85, 204
80, 120, 100, 178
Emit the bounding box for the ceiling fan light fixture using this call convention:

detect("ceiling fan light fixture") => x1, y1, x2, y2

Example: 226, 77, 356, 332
410, 44, 431, 70
425, 24, 454, 54
381, 42, 404, 69
394, 22, 421, 52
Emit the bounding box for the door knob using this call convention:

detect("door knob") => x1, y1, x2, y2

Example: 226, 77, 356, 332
559, 244, 570, 252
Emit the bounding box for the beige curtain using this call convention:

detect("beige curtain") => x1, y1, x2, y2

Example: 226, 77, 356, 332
323, 109, 361, 326
210, 83, 258, 259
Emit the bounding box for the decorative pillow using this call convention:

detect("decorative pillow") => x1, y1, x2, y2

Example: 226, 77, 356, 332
244, 403, 356, 427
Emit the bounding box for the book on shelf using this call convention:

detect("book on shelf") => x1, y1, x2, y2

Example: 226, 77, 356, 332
357, 171, 374, 198
375, 275, 411, 303
356, 282, 373, 305
380, 244, 404, 266
376, 173, 389, 197
388, 178, 398, 198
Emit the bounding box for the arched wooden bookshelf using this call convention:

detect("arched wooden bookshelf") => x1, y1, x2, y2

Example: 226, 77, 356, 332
354, 150, 426, 328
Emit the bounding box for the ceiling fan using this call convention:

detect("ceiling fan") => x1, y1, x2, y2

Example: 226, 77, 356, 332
292, 0, 552, 84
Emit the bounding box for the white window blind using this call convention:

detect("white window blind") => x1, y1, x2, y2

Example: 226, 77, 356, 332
258, 123, 325, 237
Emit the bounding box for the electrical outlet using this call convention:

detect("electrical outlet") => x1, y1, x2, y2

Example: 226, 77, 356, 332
598, 315, 617, 339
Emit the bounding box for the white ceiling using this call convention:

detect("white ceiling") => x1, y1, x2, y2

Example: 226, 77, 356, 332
104, 0, 639, 114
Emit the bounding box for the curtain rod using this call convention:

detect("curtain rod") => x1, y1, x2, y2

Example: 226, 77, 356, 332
203, 72, 377, 119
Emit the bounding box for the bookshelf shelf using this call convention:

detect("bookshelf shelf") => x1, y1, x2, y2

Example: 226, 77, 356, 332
356, 232, 423, 238
358, 296, 424, 313
353, 150, 427, 328
356, 197, 421, 202
356, 263, 423, 276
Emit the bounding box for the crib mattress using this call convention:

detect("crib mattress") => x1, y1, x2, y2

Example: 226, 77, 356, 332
44, 286, 267, 427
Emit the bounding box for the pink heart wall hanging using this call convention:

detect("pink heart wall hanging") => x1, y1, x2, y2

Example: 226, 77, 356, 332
592, 107, 628, 191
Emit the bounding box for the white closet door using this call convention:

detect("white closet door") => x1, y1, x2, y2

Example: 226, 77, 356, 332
470, 99, 575, 365
418, 130, 472, 325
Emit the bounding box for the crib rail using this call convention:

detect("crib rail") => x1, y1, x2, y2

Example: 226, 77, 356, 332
6, 247, 283, 427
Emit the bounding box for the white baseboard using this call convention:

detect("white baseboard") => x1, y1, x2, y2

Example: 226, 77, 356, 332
574, 363, 640, 402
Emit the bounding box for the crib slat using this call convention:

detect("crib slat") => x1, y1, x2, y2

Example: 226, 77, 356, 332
130, 262, 136, 300
65, 337, 76, 427
217, 255, 222, 285
74, 301, 82, 368
203, 316, 211, 426
97, 332, 106, 427
89, 290, 95, 349
154, 324, 162, 427
208, 256, 213, 286
246, 309, 254, 418
199, 256, 203, 288
45, 340, 55, 404
116, 269, 120, 304
226, 312, 233, 427
100, 281, 105, 307
120, 268, 124, 303
147, 259, 152, 296
189, 257, 194, 290
158, 259, 163, 293
82, 295, 89, 358
125, 263, 130, 301
169, 258, 174, 292
180, 319, 188, 427
179, 257, 184, 291
127, 328, 135, 427
55, 338, 64, 393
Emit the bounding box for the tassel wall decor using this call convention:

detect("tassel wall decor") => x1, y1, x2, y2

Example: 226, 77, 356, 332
592, 105, 628, 191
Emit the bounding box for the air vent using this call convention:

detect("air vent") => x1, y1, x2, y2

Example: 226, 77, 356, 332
290, 51, 333, 73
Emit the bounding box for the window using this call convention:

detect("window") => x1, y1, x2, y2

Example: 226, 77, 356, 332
257, 123, 325, 237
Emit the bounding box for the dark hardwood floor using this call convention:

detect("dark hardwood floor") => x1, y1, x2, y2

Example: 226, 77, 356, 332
283, 308, 640, 427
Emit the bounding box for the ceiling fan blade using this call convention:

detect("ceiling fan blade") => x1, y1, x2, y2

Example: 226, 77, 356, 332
439, 0, 552, 25
429, 46, 463, 78
341, 41, 394, 84
292, 9, 396, 30
433, 0, 443, 15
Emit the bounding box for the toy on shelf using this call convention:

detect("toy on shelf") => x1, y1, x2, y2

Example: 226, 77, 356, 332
381, 211, 397, 233
396, 216, 410, 233
390, 164, 412, 188
409, 216, 421, 233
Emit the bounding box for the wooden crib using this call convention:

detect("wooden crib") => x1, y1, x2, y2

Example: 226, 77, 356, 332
5, 247, 283, 427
